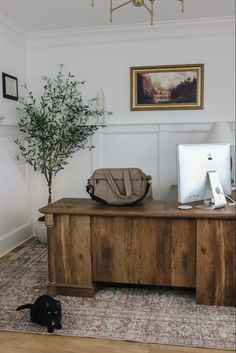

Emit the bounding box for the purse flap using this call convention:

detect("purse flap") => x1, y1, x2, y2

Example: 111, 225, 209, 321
91, 168, 147, 181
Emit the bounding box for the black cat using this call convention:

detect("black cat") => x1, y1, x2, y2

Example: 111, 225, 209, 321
16, 294, 62, 333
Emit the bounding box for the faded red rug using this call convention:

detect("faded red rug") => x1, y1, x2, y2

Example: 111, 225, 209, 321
0, 238, 235, 350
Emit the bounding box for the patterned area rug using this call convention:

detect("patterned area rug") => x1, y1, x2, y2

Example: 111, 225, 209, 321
0, 238, 235, 350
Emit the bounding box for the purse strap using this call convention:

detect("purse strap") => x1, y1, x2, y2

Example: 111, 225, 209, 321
86, 181, 151, 207
103, 169, 132, 198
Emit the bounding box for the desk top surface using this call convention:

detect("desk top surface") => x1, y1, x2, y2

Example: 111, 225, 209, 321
39, 198, 236, 219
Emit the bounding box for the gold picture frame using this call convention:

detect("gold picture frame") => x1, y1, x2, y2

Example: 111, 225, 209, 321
130, 64, 204, 111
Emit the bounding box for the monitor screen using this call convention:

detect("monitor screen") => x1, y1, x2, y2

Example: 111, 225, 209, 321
177, 143, 231, 205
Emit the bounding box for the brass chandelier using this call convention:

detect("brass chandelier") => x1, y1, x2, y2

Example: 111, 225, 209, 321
91, 0, 185, 25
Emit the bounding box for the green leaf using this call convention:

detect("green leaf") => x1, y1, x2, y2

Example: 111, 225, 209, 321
15, 66, 112, 204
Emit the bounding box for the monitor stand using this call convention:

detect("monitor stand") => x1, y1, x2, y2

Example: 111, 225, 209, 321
195, 171, 227, 210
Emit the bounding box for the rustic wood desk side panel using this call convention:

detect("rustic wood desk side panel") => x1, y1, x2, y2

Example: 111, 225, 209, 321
91, 217, 196, 288
47, 226, 57, 297
48, 214, 96, 297
196, 219, 236, 306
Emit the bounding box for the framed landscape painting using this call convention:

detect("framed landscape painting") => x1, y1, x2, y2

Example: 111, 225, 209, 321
130, 64, 204, 111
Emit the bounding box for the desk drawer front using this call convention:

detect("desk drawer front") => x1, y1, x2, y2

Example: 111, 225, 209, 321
91, 216, 196, 287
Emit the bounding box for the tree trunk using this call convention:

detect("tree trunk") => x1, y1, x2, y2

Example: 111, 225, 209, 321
48, 173, 53, 204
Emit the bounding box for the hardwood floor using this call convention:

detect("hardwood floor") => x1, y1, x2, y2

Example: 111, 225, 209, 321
0, 239, 232, 353
0, 332, 230, 353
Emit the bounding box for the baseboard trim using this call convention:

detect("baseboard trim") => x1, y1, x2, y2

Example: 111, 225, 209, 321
0, 223, 34, 257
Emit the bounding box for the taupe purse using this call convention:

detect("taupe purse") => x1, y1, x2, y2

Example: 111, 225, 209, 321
86, 168, 151, 206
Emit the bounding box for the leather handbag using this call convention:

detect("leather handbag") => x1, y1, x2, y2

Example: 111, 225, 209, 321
86, 168, 151, 206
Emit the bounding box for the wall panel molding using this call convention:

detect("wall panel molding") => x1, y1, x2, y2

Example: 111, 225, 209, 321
159, 123, 213, 199
27, 16, 235, 48
0, 126, 33, 255
91, 122, 235, 200
0, 12, 26, 46
0, 124, 19, 136
92, 124, 160, 198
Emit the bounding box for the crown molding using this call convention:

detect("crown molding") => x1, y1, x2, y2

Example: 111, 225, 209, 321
0, 124, 19, 136
0, 13, 27, 47
27, 16, 235, 49
0, 12, 234, 49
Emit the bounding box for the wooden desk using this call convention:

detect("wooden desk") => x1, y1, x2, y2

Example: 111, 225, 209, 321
40, 198, 236, 306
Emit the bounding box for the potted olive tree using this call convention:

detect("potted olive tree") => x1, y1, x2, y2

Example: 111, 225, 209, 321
16, 66, 110, 243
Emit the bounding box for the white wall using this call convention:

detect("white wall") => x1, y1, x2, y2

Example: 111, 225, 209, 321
0, 16, 33, 256
0, 15, 235, 252
26, 17, 235, 222
0, 14, 27, 125
26, 17, 235, 125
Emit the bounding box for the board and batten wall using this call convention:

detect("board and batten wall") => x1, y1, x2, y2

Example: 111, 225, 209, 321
0, 14, 235, 254
26, 17, 235, 223
0, 14, 33, 256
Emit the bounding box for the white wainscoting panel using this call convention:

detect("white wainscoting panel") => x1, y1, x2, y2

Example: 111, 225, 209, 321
92, 125, 160, 199
0, 125, 33, 256
2, 121, 233, 255
159, 123, 213, 200
91, 122, 235, 201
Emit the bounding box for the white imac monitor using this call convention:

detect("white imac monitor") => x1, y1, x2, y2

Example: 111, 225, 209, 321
177, 144, 231, 209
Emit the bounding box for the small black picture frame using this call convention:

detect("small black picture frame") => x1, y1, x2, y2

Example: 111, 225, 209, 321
2, 72, 18, 101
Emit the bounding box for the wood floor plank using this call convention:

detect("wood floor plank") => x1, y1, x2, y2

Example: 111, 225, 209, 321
0, 332, 231, 353
149, 343, 230, 353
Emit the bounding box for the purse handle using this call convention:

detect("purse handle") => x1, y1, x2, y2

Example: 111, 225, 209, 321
103, 169, 132, 198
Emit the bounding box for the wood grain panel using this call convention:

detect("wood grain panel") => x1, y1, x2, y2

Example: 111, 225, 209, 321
128, 217, 158, 284
47, 226, 57, 296
52, 215, 96, 296
196, 219, 236, 306
54, 214, 71, 284
91, 217, 196, 287
40, 198, 235, 220
91, 216, 132, 283
45, 214, 54, 227
169, 219, 196, 287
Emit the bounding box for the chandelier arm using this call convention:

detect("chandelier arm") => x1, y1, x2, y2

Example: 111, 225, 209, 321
150, 0, 154, 25
111, 0, 133, 12
94, 0, 183, 26
143, 1, 154, 25
176, 0, 184, 12
110, 0, 133, 23
143, 3, 151, 14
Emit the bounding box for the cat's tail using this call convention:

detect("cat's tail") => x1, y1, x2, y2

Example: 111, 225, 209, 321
16, 304, 32, 311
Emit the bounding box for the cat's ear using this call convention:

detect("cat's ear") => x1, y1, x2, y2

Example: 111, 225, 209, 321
56, 300, 61, 307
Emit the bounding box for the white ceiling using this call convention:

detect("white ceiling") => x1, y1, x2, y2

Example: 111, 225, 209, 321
0, 0, 235, 32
